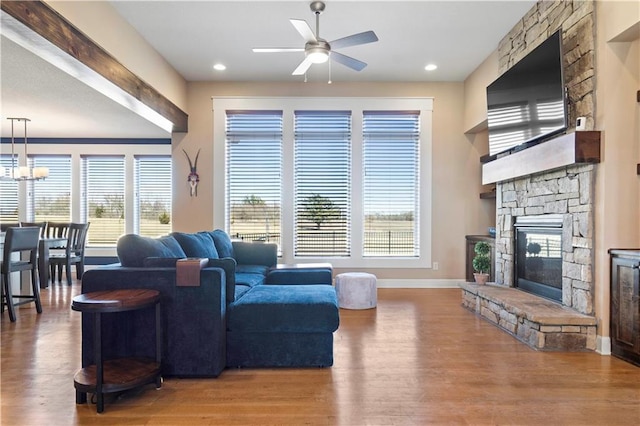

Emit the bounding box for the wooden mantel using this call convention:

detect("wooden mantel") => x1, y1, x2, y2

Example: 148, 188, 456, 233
482, 131, 601, 185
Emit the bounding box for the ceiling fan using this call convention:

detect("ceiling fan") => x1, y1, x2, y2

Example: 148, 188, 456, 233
252, 1, 379, 76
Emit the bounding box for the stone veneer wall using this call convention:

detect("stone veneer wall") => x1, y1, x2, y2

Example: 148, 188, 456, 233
494, 1, 596, 316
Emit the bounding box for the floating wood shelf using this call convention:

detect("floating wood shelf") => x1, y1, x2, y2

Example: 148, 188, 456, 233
480, 191, 496, 199
480, 153, 497, 164
482, 131, 601, 185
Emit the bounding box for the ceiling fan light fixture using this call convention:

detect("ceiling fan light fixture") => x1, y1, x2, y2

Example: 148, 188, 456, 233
306, 47, 329, 64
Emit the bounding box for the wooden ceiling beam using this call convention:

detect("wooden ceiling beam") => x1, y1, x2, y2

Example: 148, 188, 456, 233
1, 1, 188, 133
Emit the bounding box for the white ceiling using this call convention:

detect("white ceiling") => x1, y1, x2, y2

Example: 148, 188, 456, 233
1, 0, 536, 139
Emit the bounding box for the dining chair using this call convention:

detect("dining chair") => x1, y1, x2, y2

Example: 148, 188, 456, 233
44, 222, 70, 283
49, 222, 90, 286
1, 226, 42, 322
20, 221, 48, 239
0, 223, 20, 232
45, 222, 69, 240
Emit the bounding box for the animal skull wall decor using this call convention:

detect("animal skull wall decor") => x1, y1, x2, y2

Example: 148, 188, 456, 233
183, 148, 200, 197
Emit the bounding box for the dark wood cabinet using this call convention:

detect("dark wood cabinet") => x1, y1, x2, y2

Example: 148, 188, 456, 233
609, 249, 640, 367
465, 235, 495, 282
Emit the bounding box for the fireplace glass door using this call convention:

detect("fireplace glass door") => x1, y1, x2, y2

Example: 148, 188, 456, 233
515, 225, 562, 302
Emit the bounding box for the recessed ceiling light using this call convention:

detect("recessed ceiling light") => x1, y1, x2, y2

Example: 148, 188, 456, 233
213, 63, 226, 71
424, 64, 438, 71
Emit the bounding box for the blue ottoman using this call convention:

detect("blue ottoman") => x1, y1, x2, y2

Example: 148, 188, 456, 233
227, 284, 340, 368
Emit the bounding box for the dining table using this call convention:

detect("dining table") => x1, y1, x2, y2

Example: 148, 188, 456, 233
38, 237, 67, 288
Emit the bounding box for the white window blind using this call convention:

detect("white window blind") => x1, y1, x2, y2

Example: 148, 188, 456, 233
134, 156, 172, 237
0, 155, 19, 223
294, 111, 351, 257
225, 111, 282, 247
27, 155, 72, 222
363, 111, 420, 257
81, 156, 125, 246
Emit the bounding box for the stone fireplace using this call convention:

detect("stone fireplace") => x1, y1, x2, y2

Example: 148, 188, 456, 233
461, 164, 598, 352
495, 164, 596, 316
460, 1, 598, 351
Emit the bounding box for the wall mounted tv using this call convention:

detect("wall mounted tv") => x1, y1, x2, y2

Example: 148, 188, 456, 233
486, 29, 567, 157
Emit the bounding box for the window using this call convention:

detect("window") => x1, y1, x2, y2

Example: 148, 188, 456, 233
134, 156, 172, 237
363, 111, 420, 257
214, 97, 433, 268
225, 111, 282, 246
294, 111, 351, 256
0, 155, 19, 223
27, 155, 72, 222
81, 156, 125, 247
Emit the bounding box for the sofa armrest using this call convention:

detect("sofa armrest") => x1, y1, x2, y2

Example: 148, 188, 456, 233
207, 258, 237, 303
232, 241, 277, 267
80, 266, 227, 377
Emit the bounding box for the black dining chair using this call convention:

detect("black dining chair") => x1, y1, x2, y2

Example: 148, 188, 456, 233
49, 222, 90, 286
1, 226, 42, 322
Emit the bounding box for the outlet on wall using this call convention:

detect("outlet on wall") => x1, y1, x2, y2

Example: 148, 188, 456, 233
432, 261, 439, 270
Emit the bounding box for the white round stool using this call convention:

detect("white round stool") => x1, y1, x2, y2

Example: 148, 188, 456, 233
335, 272, 377, 309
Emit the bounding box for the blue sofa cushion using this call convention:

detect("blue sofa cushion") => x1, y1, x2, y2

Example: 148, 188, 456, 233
171, 232, 219, 259
235, 273, 265, 288
228, 285, 339, 333
236, 265, 270, 275
210, 229, 234, 258
117, 234, 186, 267
234, 284, 253, 301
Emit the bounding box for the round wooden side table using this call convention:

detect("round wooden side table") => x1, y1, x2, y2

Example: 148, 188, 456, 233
72, 289, 162, 413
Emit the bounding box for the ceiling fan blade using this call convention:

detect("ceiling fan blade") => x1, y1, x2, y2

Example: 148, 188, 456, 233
329, 31, 379, 50
292, 57, 314, 75
290, 19, 317, 43
253, 48, 305, 53
331, 51, 367, 72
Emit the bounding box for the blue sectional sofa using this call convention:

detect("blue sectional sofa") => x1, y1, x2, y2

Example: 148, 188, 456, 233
80, 230, 339, 377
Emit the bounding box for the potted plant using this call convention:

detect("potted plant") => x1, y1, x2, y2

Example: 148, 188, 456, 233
472, 241, 491, 285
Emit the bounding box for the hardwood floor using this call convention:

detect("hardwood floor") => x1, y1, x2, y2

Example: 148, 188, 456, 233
2, 282, 639, 425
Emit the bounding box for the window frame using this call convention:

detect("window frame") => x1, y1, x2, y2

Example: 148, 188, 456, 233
0, 141, 170, 257
213, 97, 433, 269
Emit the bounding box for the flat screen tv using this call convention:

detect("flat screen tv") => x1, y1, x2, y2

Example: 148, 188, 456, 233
486, 29, 567, 157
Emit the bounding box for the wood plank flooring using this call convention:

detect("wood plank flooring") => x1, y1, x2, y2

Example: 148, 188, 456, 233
2, 282, 639, 425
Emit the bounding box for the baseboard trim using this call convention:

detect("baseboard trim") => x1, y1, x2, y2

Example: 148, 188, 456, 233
376, 279, 464, 289
596, 336, 612, 355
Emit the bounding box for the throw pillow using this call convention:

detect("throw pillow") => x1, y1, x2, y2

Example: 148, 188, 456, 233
171, 232, 219, 259
158, 235, 187, 258
210, 229, 234, 258
117, 234, 186, 267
